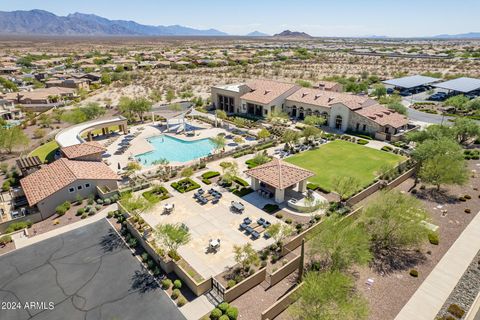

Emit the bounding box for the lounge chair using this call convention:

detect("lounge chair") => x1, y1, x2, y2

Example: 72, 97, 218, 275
239, 223, 248, 230
258, 218, 266, 225
245, 226, 254, 235
251, 231, 260, 240
243, 217, 252, 225
263, 221, 271, 228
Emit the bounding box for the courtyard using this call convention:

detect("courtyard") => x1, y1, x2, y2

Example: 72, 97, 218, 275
140, 187, 279, 279
0, 219, 185, 320
285, 140, 405, 192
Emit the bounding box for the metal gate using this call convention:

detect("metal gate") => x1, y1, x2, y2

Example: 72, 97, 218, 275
210, 278, 226, 303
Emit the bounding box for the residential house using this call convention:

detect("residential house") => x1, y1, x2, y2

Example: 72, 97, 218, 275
20, 158, 119, 218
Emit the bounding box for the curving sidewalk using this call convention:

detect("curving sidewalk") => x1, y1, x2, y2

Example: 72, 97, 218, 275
395, 211, 480, 320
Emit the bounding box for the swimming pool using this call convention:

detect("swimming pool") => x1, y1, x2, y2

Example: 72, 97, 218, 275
135, 135, 215, 164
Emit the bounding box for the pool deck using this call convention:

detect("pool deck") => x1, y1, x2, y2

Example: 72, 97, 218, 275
103, 120, 256, 171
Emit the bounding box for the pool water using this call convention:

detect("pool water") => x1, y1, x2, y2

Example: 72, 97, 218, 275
136, 135, 215, 164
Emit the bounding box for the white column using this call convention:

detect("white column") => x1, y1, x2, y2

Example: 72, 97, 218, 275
298, 180, 307, 193
251, 177, 260, 191
274, 188, 285, 203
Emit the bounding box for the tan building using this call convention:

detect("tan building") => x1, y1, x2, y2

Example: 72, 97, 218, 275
60, 141, 107, 162
2, 87, 76, 105
20, 158, 119, 218
211, 79, 299, 118
212, 80, 411, 141
45, 78, 90, 90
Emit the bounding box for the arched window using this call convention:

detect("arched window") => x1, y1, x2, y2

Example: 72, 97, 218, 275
335, 115, 343, 130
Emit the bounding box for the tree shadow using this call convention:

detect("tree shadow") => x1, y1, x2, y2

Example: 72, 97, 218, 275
100, 230, 125, 253
370, 246, 426, 275
130, 268, 160, 294
414, 187, 459, 204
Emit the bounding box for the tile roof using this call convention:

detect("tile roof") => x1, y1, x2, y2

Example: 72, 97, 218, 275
20, 158, 119, 206
356, 105, 408, 128
241, 80, 299, 105
245, 158, 315, 190
61, 141, 106, 159
286, 87, 377, 110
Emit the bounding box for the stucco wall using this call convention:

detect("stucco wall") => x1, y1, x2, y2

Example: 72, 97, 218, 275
36, 179, 118, 218
329, 104, 351, 131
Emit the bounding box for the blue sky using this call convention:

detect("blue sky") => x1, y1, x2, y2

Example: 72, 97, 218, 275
0, 0, 479, 37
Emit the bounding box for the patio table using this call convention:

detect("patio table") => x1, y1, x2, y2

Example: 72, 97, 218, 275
209, 239, 219, 247
232, 202, 245, 212
164, 204, 173, 210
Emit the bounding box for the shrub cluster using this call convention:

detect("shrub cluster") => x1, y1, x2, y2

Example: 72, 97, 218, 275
55, 201, 71, 216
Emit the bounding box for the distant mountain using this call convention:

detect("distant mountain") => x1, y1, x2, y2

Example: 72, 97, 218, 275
0, 10, 228, 36
433, 32, 480, 39
273, 30, 312, 38
246, 31, 270, 37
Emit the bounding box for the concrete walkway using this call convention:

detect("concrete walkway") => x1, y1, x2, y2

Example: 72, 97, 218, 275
395, 211, 480, 320
13, 203, 118, 249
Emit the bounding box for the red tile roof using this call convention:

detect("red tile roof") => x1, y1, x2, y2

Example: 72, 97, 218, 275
245, 158, 314, 189
241, 80, 299, 105
356, 105, 408, 128
286, 87, 377, 110
61, 141, 106, 159
20, 158, 119, 205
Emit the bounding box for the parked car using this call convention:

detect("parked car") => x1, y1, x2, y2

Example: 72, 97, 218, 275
428, 92, 447, 101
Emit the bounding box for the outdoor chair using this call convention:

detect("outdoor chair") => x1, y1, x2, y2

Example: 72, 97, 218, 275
263, 221, 271, 228
243, 217, 252, 225
239, 223, 248, 230
245, 226, 254, 235
251, 231, 260, 240
212, 198, 219, 204
258, 218, 266, 225
264, 232, 271, 239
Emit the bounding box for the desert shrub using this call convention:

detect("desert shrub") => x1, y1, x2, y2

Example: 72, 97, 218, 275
227, 280, 236, 288
285, 218, 293, 224
0, 235, 12, 245
171, 288, 180, 299
96, 198, 104, 204
81, 212, 88, 219
173, 279, 182, 289
219, 316, 229, 320
306, 183, 318, 190
177, 295, 187, 307
210, 308, 223, 319
464, 194, 472, 199
76, 208, 85, 216
95, 204, 102, 210
161, 279, 172, 290
447, 304, 465, 318
226, 306, 238, 320
357, 139, 369, 145
218, 302, 230, 313
428, 232, 439, 245
233, 187, 254, 197
89, 208, 97, 215
5, 221, 32, 234
107, 211, 114, 218
409, 269, 419, 277
275, 212, 283, 219
381, 146, 393, 152
202, 171, 220, 179
104, 198, 112, 205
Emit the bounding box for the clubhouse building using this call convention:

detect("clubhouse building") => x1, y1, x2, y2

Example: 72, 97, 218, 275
211, 79, 412, 141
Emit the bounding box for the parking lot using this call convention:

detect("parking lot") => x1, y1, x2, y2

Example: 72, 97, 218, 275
0, 219, 186, 320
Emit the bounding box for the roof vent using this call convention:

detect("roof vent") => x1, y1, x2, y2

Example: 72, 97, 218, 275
264, 90, 271, 95
302, 92, 308, 98
328, 97, 334, 103
314, 94, 321, 100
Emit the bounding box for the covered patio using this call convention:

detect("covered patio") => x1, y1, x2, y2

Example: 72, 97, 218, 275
245, 158, 315, 204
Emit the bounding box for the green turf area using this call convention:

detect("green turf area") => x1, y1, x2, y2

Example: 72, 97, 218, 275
285, 140, 405, 192
29, 140, 59, 163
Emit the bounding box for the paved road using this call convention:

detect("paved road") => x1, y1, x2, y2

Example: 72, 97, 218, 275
406, 107, 453, 125
0, 219, 186, 320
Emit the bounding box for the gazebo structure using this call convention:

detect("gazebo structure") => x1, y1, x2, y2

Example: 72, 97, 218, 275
245, 158, 315, 203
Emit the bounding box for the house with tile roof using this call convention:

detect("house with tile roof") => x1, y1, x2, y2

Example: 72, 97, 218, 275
211, 79, 412, 141
20, 158, 119, 218
60, 141, 106, 161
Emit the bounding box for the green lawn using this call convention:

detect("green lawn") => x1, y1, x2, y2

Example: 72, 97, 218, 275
29, 140, 59, 163
285, 140, 405, 192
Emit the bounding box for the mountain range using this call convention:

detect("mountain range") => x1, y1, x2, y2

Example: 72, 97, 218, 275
432, 32, 480, 39
0, 10, 228, 36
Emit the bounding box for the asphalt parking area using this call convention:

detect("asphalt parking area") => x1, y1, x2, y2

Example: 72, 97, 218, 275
0, 219, 186, 320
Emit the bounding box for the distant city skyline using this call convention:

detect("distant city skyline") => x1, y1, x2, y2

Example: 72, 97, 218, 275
0, 0, 479, 37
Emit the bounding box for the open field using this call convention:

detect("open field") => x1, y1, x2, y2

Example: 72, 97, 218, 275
285, 140, 405, 192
